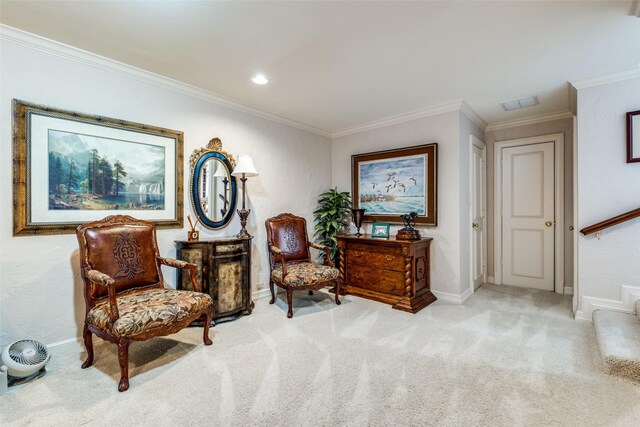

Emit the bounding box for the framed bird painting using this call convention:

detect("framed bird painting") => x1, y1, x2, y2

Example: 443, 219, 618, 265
351, 143, 437, 226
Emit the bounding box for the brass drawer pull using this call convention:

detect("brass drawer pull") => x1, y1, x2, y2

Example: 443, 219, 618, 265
385, 255, 395, 262
354, 251, 363, 257
355, 273, 363, 280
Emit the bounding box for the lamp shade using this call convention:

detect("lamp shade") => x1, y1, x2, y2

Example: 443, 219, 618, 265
231, 155, 258, 177
212, 162, 229, 178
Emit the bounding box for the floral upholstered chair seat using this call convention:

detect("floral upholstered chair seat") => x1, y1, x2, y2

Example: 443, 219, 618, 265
87, 288, 213, 338
270, 262, 339, 287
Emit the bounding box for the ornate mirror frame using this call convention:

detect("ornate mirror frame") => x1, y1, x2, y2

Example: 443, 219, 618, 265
190, 138, 237, 230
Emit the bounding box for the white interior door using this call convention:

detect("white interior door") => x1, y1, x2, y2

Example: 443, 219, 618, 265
501, 142, 555, 291
471, 137, 486, 291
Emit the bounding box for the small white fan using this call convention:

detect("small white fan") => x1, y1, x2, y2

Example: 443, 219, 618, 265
1, 340, 50, 387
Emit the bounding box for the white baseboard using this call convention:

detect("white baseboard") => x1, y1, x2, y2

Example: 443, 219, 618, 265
432, 287, 473, 304
253, 287, 273, 301
564, 286, 574, 296
574, 285, 640, 322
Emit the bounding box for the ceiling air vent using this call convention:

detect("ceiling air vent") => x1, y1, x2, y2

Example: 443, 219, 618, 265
501, 95, 539, 111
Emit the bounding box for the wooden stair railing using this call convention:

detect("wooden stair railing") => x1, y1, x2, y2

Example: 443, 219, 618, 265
580, 207, 640, 236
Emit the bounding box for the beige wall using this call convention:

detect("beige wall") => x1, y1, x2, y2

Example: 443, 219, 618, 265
331, 111, 464, 297
575, 76, 640, 315
0, 37, 332, 346
484, 118, 574, 288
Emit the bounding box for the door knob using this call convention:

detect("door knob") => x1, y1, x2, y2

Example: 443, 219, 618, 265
545, 221, 553, 227
472, 222, 479, 228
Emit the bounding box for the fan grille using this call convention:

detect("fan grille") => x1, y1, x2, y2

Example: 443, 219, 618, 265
8, 340, 48, 366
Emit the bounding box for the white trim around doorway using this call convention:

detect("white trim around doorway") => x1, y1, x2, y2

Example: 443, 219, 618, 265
469, 135, 487, 295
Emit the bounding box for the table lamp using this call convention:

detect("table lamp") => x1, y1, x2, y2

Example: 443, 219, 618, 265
231, 155, 259, 237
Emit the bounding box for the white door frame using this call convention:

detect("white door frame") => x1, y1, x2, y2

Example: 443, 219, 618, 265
494, 133, 565, 294
470, 135, 487, 294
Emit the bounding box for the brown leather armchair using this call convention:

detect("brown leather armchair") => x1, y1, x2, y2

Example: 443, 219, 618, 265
76, 215, 213, 391
265, 213, 341, 318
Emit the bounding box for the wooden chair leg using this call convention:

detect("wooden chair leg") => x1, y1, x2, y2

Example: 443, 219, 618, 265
81, 325, 94, 369
286, 289, 294, 318
269, 281, 276, 304
117, 340, 131, 392
335, 280, 341, 305
203, 309, 213, 346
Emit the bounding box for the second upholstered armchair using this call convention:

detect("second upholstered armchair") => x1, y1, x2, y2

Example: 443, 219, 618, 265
265, 213, 341, 318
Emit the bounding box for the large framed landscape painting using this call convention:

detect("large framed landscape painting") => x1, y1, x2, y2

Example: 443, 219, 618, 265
352, 143, 437, 226
13, 100, 184, 236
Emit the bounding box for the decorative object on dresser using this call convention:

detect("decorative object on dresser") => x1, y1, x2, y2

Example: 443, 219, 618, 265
396, 212, 421, 240
231, 155, 259, 237
265, 213, 341, 318
352, 143, 438, 226
336, 234, 436, 313
351, 208, 366, 236
175, 236, 254, 324
76, 215, 213, 392
313, 188, 352, 265
13, 100, 184, 236
190, 137, 237, 230
371, 222, 390, 238
187, 215, 200, 241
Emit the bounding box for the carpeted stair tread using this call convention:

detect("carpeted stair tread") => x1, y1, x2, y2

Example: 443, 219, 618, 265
593, 309, 640, 383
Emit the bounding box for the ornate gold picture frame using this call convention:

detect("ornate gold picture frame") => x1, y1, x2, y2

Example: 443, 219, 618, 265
13, 100, 184, 236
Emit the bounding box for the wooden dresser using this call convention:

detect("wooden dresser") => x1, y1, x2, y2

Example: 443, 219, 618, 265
175, 237, 253, 325
336, 234, 436, 313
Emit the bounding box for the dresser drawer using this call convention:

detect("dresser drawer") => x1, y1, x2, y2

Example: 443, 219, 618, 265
347, 248, 404, 271
215, 242, 248, 255
347, 264, 405, 296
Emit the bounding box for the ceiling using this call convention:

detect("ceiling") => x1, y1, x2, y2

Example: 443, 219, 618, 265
2, 1, 639, 134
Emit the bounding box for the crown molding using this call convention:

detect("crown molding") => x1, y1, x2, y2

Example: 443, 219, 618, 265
0, 25, 332, 138
485, 111, 574, 132
0, 25, 491, 141
332, 99, 466, 139
459, 100, 487, 131
570, 67, 640, 90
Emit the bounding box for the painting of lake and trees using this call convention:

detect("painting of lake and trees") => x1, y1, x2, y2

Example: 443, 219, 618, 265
358, 154, 426, 215
48, 130, 166, 210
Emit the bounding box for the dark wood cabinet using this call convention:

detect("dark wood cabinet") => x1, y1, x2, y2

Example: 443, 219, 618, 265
336, 235, 436, 313
175, 237, 253, 324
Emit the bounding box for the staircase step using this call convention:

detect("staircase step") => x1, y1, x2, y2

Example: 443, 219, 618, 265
636, 300, 640, 322
592, 309, 640, 383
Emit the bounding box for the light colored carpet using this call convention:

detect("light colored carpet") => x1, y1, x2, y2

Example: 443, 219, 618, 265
2, 284, 640, 426
593, 309, 640, 383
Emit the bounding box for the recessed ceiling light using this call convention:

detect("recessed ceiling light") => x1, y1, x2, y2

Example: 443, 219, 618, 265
501, 95, 539, 111
251, 74, 268, 85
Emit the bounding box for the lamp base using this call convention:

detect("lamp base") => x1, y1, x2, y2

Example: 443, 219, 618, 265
237, 208, 252, 238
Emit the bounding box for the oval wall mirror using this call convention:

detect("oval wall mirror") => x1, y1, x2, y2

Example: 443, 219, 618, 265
190, 138, 237, 230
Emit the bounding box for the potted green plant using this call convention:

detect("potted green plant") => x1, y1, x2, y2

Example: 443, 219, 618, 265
313, 187, 352, 266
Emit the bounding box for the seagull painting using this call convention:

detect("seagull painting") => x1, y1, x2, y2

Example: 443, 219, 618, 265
409, 177, 417, 185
